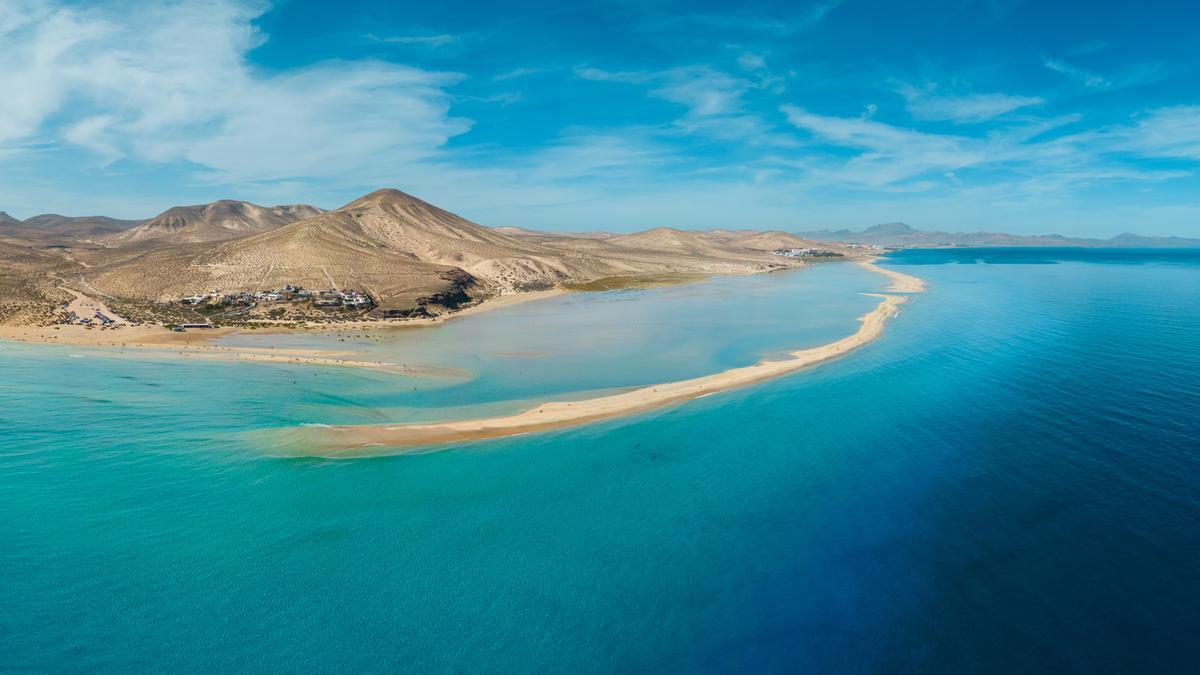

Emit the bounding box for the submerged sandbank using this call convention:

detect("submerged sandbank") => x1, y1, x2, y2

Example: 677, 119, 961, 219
267, 260, 926, 456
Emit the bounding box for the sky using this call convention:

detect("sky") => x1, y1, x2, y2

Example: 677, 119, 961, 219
1, 0, 1198, 236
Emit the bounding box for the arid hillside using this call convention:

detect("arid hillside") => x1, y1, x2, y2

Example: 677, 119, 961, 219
711, 230, 835, 252
71, 189, 799, 317
0, 213, 140, 244
109, 200, 323, 244
0, 241, 76, 324
0, 188, 851, 325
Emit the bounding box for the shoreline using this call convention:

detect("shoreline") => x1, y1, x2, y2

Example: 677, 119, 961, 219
266, 259, 927, 457
0, 264, 810, 367
0, 288, 567, 370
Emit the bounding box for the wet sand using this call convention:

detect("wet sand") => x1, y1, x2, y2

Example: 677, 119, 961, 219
269, 260, 926, 456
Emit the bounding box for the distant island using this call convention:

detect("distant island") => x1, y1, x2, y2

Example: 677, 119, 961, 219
798, 222, 1200, 249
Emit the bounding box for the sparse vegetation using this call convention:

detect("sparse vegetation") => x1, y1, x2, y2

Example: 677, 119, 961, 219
564, 273, 708, 292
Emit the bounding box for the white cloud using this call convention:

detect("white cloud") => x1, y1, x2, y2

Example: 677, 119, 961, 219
655, 1, 844, 36
1044, 58, 1110, 88
367, 33, 459, 47
574, 66, 656, 84
737, 52, 766, 71
650, 67, 748, 117
1107, 106, 1200, 160
901, 88, 1045, 123
577, 65, 786, 143
494, 67, 541, 81
777, 101, 1200, 194
804, 0, 846, 26
781, 104, 986, 185
0, 0, 469, 183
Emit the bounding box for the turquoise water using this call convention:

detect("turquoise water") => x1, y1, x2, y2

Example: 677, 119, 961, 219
2, 250, 1199, 671
215, 262, 881, 419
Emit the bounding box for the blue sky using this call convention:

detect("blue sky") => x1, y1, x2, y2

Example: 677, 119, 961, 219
2, 0, 1198, 235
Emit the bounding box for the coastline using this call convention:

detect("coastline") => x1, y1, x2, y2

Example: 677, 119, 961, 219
267, 259, 926, 456
0, 265, 805, 367
0, 288, 566, 370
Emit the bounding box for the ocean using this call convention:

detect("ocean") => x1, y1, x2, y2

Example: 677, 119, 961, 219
2, 248, 1198, 672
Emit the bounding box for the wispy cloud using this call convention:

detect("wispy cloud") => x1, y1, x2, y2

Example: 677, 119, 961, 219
1044, 58, 1110, 88
779, 101, 1197, 193
0, 0, 470, 184
366, 33, 459, 47
577, 65, 786, 143
493, 67, 541, 81
899, 86, 1045, 123
666, 0, 845, 36
804, 0, 846, 26
781, 104, 985, 185
1096, 106, 1200, 160
466, 92, 525, 106
737, 52, 766, 71
574, 66, 656, 84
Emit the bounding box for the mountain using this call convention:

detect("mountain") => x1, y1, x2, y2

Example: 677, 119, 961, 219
1105, 233, 1200, 248
798, 223, 1200, 248
76, 189, 793, 316
19, 214, 141, 239
0, 211, 20, 227
110, 200, 323, 244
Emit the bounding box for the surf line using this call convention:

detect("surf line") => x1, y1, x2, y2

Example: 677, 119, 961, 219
276, 259, 926, 456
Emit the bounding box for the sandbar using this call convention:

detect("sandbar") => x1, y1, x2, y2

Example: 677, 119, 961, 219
268, 260, 926, 456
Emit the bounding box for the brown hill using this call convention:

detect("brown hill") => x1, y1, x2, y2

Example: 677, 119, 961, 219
82, 190, 612, 311
705, 228, 760, 242
78, 189, 794, 316
110, 200, 323, 244
733, 231, 831, 251
19, 214, 141, 239
607, 227, 733, 256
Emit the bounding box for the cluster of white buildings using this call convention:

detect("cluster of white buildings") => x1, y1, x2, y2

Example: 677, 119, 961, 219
179, 284, 373, 310
772, 247, 842, 258
61, 309, 117, 326
312, 290, 372, 309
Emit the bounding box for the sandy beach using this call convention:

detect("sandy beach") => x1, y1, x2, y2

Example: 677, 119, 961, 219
0, 288, 566, 372
269, 260, 927, 456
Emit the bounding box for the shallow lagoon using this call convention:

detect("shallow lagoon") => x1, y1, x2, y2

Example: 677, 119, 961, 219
212, 260, 884, 421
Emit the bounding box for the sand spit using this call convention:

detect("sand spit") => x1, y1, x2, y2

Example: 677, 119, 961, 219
269, 261, 927, 457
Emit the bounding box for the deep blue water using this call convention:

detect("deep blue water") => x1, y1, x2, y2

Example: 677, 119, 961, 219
2, 248, 1199, 672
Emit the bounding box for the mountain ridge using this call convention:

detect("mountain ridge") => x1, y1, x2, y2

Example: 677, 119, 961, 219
109, 200, 323, 244
798, 223, 1200, 248
74, 189, 795, 318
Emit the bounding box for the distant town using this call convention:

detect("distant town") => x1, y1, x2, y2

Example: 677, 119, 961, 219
181, 285, 373, 310
55, 284, 377, 331
772, 243, 882, 258
772, 247, 844, 258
